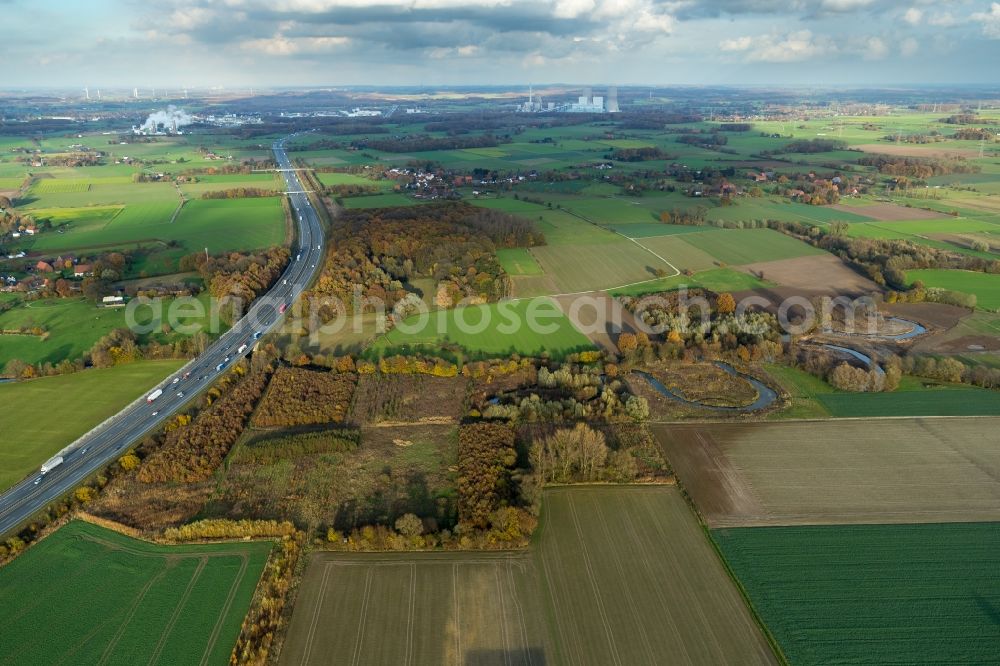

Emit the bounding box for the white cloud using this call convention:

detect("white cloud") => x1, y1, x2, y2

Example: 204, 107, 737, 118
241, 34, 351, 55
900, 36, 918, 57
902, 7, 922, 25
927, 12, 958, 27
821, 0, 875, 12
972, 2, 1000, 38
720, 30, 833, 62
862, 36, 888, 60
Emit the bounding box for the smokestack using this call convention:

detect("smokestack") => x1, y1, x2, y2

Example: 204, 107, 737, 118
607, 86, 619, 113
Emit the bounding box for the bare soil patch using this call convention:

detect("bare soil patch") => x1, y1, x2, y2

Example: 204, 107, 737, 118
829, 202, 947, 221
855, 143, 981, 159
738, 254, 879, 295
882, 301, 968, 330
653, 418, 1000, 527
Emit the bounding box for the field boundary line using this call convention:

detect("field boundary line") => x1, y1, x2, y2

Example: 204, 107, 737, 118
199, 553, 250, 666
149, 556, 208, 666
299, 561, 333, 666
350, 567, 374, 666
536, 509, 576, 664
568, 494, 623, 666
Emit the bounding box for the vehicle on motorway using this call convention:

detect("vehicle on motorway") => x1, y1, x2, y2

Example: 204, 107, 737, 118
283, 279, 287, 285
183, 371, 191, 379
215, 360, 228, 372
147, 388, 163, 403
80, 448, 88, 455
152, 410, 159, 416
296, 253, 301, 261
238, 343, 248, 354
172, 377, 180, 384
252, 330, 263, 340
177, 391, 184, 398
33, 477, 42, 485
40, 456, 64, 474
279, 303, 287, 314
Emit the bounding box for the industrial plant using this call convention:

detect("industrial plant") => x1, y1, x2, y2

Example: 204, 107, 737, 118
518, 86, 619, 113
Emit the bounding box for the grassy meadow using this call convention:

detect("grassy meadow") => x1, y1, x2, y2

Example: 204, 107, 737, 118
374, 298, 594, 358
0, 360, 184, 490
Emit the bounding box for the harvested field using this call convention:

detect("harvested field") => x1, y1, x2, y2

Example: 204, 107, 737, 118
281, 551, 550, 666
854, 143, 981, 158
828, 202, 948, 220
280, 487, 777, 666
653, 418, 1000, 527
739, 254, 879, 295
716, 522, 1000, 666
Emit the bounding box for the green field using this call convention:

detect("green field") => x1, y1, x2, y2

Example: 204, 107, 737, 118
0, 520, 271, 665
374, 298, 594, 358
907, 268, 1000, 310
496, 247, 543, 275
0, 293, 221, 369
280, 487, 776, 666
680, 228, 826, 266
817, 385, 1000, 417
17, 197, 286, 271
715, 522, 1000, 665
610, 267, 771, 296
765, 364, 1000, 418
0, 360, 184, 490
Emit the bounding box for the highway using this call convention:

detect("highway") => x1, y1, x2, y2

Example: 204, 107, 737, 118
0, 135, 325, 537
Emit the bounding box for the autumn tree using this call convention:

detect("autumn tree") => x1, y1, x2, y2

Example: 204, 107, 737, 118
716, 292, 736, 314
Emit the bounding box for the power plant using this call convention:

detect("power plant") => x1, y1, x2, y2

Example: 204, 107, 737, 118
517, 86, 620, 113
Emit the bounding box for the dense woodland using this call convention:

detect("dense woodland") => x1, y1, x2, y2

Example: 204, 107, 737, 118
137, 364, 272, 483
305, 203, 540, 321
857, 154, 980, 178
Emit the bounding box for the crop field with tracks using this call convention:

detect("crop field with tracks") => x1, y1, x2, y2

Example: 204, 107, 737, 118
280, 487, 776, 666
715, 521, 1000, 666
0, 520, 271, 666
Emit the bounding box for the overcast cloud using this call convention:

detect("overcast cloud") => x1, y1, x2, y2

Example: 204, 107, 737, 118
1, 0, 998, 87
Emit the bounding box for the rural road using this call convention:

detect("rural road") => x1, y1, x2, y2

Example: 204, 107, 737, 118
0, 135, 326, 538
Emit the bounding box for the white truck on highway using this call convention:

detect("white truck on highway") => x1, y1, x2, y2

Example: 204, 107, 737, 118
40, 456, 64, 474
146, 388, 163, 404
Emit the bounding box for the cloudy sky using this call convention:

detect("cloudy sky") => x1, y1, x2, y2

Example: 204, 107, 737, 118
4, 0, 1000, 88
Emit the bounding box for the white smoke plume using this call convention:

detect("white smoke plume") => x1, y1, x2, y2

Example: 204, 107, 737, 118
141, 105, 193, 133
